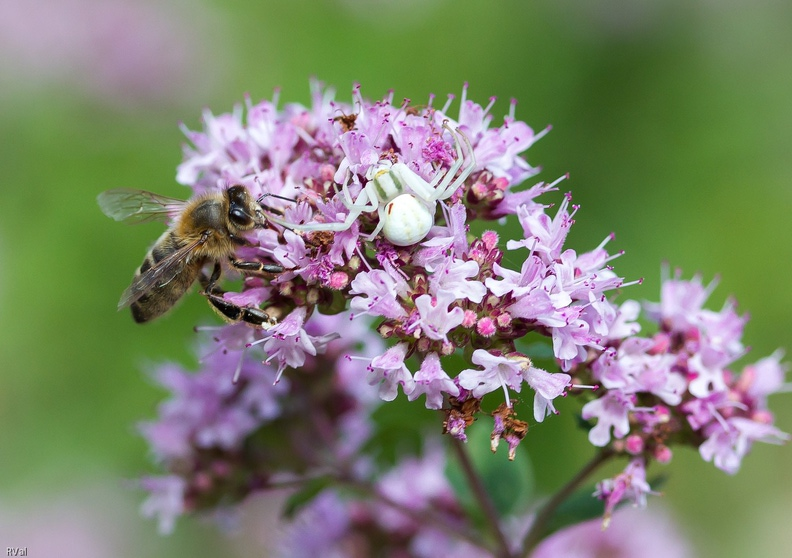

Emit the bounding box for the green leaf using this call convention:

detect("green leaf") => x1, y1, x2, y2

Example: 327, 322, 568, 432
446, 422, 535, 519
282, 476, 333, 519
519, 340, 556, 361
366, 390, 437, 467
316, 288, 349, 315
543, 487, 603, 535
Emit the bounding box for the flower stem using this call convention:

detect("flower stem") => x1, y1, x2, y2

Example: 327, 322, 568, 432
521, 448, 614, 555
450, 437, 515, 558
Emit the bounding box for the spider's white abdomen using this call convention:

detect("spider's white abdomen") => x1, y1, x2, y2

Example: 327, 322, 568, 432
382, 194, 434, 246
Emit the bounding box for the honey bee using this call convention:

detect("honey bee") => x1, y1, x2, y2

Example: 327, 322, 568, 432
98, 185, 286, 327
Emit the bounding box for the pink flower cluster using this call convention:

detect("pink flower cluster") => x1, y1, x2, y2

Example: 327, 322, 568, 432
139, 313, 384, 534
136, 82, 788, 543
576, 271, 789, 518
174, 82, 633, 446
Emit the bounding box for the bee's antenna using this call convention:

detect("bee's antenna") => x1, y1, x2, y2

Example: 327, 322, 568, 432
257, 192, 296, 204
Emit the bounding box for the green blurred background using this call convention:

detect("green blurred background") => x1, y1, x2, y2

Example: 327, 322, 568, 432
1, 0, 790, 556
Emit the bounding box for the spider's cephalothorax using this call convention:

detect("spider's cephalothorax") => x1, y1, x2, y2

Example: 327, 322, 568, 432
277, 123, 475, 246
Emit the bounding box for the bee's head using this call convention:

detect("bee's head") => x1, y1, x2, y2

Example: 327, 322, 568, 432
226, 185, 264, 230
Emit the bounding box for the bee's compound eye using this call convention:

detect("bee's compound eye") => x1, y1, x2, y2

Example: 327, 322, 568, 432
229, 207, 253, 227
227, 185, 248, 204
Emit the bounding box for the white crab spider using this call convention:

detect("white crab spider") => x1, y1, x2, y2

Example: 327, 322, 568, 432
277, 123, 476, 246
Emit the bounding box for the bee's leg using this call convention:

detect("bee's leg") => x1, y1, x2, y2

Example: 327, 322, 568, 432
203, 290, 277, 329
198, 262, 226, 298
225, 233, 284, 274
228, 233, 253, 246
230, 259, 284, 275
199, 262, 276, 329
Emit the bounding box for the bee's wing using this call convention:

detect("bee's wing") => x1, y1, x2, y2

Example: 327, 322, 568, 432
117, 234, 208, 310
98, 188, 187, 224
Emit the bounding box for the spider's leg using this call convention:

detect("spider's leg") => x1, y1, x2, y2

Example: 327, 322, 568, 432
270, 186, 376, 233
434, 124, 476, 202
333, 170, 353, 201
268, 213, 362, 233
328, 171, 370, 212
339, 180, 378, 213
388, 163, 436, 205
362, 202, 389, 241
266, 179, 382, 236
455, 124, 476, 182
427, 124, 465, 194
